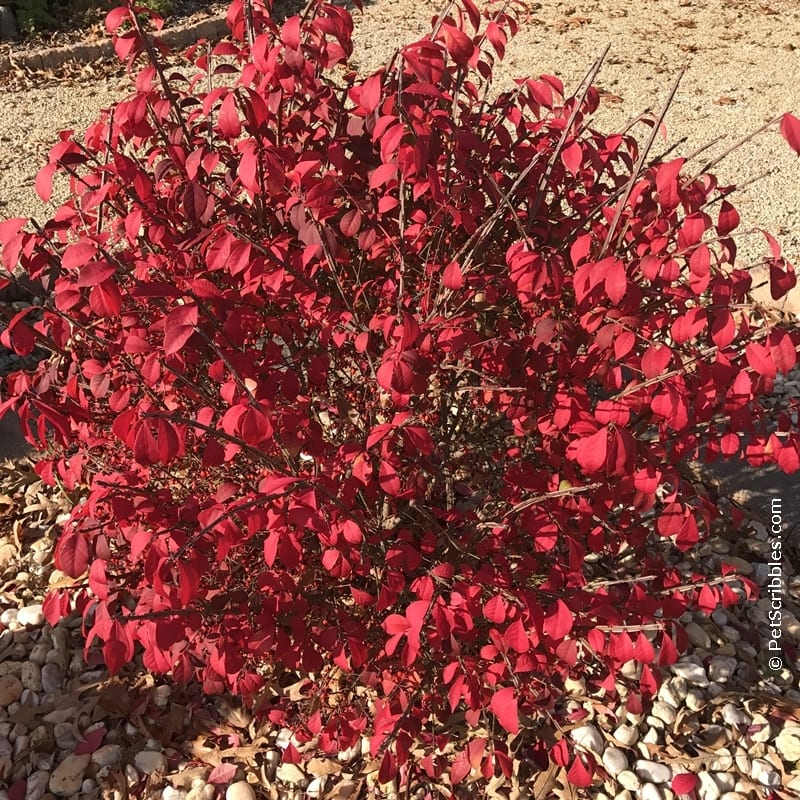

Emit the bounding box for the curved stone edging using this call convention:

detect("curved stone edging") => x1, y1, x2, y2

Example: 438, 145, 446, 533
0, 13, 229, 74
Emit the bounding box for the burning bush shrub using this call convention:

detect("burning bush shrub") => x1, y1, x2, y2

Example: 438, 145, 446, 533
0, 0, 797, 790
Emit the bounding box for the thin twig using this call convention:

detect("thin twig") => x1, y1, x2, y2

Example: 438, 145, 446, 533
599, 69, 684, 258
526, 44, 612, 232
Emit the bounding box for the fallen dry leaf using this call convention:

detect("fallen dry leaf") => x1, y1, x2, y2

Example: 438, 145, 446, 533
306, 757, 344, 777
531, 759, 561, 797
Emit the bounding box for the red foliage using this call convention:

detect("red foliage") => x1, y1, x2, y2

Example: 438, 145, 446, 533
2, 0, 799, 789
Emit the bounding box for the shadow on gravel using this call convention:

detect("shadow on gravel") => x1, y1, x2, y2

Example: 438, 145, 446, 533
0, 411, 31, 462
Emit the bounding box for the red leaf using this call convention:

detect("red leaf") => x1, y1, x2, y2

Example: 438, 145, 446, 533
672, 773, 698, 795
359, 72, 382, 114
177, 560, 201, 605
656, 502, 686, 538
54, 529, 89, 578
43, 591, 71, 626
218, 92, 241, 139
543, 599, 573, 640
561, 140, 582, 176
369, 162, 398, 190
556, 638, 579, 666
489, 686, 519, 734
339, 208, 362, 237
439, 22, 475, 66
642, 345, 672, 380
633, 632, 655, 664
89, 560, 108, 601
76, 260, 116, 288
770, 259, 797, 300
655, 158, 685, 211
208, 763, 238, 785
379, 750, 396, 785
89, 280, 122, 316
658, 632, 679, 666
35, 162, 57, 202
604, 259, 627, 304
380, 121, 406, 162
442, 260, 463, 290
781, 112, 800, 154
717, 200, 739, 236
402, 425, 434, 455
671, 307, 706, 344
105, 6, 130, 33
155, 619, 185, 650
610, 632, 634, 663
113, 30, 141, 63
63, 241, 98, 269
163, 304, 198, 355
710, 310, 736, 348
183, 181, 213, 223
133, 421, 160, 465
383, 613, 410, 635
405, 599, 430, 632
0, 217, 27, 271
567, 754, 594, 788
378, 460, 401, 495
607, 427, 635, 476
0, 308, 36, 356
485, 21, 507, 59
103, 620, 134, 675
572, 426, 608, 474
697, 584, 718, 614
75, 725, 106, 756
745, 341, 776, 378
238, 141, 259, 194
770, 329, 797, 373
483, 595, 508, 624
450, 752, 470, 785
503, 618, 529, 653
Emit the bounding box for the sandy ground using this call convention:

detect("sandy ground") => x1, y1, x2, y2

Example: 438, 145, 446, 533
4, 0, 800, 450
2, 0, 800, 319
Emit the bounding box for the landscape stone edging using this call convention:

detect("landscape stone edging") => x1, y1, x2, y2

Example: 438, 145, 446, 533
0, 12, 229, 75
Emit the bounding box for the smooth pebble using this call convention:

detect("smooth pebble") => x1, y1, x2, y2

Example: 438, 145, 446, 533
25, 770, 50, 800
570, 724, 604, 755
613, 724, 638, 746
0, 676, 22, 707
49, 754, 91, 797
40, 663, 64, 694
684, 622, 711, 648
776, 729, 800, 761
602, 747, 628, 777
634, 760, 672, 784
720, 703, 750, 728
698, 771, 721, 800
617, 770, 641, 791
640, 784, 664, 800
16, 604, 44, 627
20, 662, 42, 692
708, 656, 737, 683
671, 662, 709, 687
651, 702, 676, 726
91, 744, 122, 768
225, 781, 256, 800
135, 750, 167, 774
